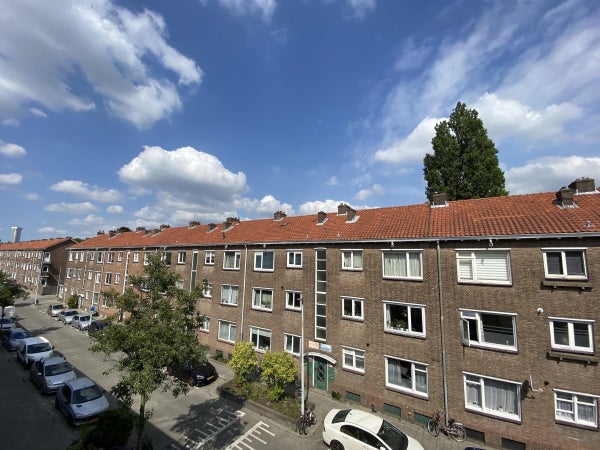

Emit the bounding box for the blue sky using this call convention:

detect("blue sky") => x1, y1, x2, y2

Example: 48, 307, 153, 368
1, 0, 599, 240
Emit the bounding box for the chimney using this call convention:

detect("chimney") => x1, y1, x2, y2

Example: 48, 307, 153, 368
317, 211, 327, 224
188, 221, 200, 228
223, 217, 239, 230
207, 223, 217, 232
274, 211, 287, 221
159, 224, 170, 230
153, 229, 161, 236
338, 204, 357, 222
556, 187, 574, 207
431, 192, 449, 207
136, 226, 146, 233
108, 230, 117, 238
11, 226, 23, 243
97, 230, 105, 236
144, 229, 152, 236
568, 177, 596, 193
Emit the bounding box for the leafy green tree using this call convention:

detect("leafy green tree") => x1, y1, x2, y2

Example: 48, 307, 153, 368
67, 294, 79, 309
229, 341, 259, 385
424, 101, 508, 201
0, 270, 28, 320
89, 253, 205, 450
261, 351, 297, 402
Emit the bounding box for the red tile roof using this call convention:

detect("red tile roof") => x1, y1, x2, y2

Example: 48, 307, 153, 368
69, 190, 600, 250
0, 237, 75, 251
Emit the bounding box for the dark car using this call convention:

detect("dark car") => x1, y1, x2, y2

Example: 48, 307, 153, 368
87, 320, 107, 336
168, 360, 218, 387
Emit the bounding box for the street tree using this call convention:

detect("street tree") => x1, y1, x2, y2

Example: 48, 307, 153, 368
89, 253, 205, 450
423, 101, 508, 201
260, 350, 297, 402
229, 341, 259, 385
0, 270, 28, 320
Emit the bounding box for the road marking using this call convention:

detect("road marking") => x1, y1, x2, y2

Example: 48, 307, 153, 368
225, 421, 274, 449
182, 409, 244, 449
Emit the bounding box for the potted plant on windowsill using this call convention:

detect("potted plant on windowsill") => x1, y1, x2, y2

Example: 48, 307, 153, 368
389, 318, 408, 331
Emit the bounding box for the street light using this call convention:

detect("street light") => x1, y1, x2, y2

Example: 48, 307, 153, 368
300, 295, 305, 418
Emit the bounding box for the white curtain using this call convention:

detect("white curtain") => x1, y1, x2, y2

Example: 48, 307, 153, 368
484, 378, 518, 415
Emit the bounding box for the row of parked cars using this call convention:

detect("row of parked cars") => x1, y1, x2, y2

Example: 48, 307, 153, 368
46, 303, 106, 334
1, 306, 110, 427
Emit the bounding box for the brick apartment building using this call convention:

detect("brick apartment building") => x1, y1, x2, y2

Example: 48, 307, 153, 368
0, 237, 75, 296
58, 177, 599, 450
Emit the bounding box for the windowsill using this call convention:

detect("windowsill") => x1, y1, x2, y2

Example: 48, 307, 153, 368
555, 419, 598, 431
385, 329, 426, 339
219, 303, 238, 307
286, 266, 302, 269
458, 280, 512, 287
251, 307, 273, 312
542, 280, 592, 290
465, 407, 521, 424
462, 344, 518, 354
254, 269, 274, 272
385, 385, 428, 400
342, 317, 364, 322
547, 350, 599, 363
342, 367, 365, 376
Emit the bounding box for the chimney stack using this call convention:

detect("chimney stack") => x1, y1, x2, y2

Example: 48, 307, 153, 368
274, 211, 287, 221
568, 177, 596, 193
556, 187, 574, 207
431, 192, 449, 207
317, 211, 327, 224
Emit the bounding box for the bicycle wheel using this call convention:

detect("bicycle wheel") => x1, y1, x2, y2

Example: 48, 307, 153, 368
449, 423, 466, 442
297, 418, 307, 435
426, 419, 440, 437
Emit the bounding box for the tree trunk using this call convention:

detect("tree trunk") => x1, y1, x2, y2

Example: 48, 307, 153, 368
136, 394, 147, 450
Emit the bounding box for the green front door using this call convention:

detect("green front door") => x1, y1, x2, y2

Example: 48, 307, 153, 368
314, 358, 328, 391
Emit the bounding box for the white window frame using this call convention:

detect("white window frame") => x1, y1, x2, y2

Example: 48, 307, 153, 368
202, 283, 213, 298
250, 326, 272, 352
342, 249, 363, 271
252, 288, 273, 311
542, 248, 588, 280
199, 317, 210, 332
342, 296, 364, 320
460, 309, 518, 351
223, 251, 241, 270
554, 389, 598, 428
384, 301, 426, 337
382, 250, 423, 280
133, 252, 139, 263
205, 250, 215, 265
94, 272, 101, 284
284, 334, 301, 355
549, 317, 594, 354
115, 273, 121, 285
177, 251, 186, 264
342, 346, 365, 373
104, 272, 112, 285
221, 285, 239, 305
254, 250, 275, 271
107, 252, 114, 263
286, 291, 302, 310
218, 320, 236, 343
464, 372, 521, 421
456, 249, 511, 285
287, 250, 302, 268
385, 356, 428, 397
97, 252, 104, 263
117, 251, 123, 262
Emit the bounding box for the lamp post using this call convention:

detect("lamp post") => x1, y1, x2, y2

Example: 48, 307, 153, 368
300, 295, 305, 418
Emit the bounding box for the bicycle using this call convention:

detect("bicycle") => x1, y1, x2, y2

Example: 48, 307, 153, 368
426, 409, 466, 442
296, 407, 316, 435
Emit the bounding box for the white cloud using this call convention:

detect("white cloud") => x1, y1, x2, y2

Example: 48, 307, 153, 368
355, 184, 385, 201
325, 176, 340, 186
234, 194, 294, 216
50, 180, 121, 202
67, 214, 105, 226
217, 0, 277, 22
346, 0, 376, 19
394, 37, 433, 72
37, 226, 68, 235
0, 173, 22, 185
45, 202, 97, 214
0, 141, 27, 157
25, 193, 41, 201
374, 117, 440, 164
298, 199, 348, 215
106, 205, 123, 214
506, 156, 600, 194
0, 0, 202, 128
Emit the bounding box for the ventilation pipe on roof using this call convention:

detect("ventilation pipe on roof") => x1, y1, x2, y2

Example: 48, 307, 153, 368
274, 211, 287, 221
556, 187, 574, 207
568, 177, 596, 193
431, 192, 449, 208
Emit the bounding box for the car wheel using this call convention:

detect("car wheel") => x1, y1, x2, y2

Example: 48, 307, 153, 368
187, 376, 196, 387
330, 440, 344, 450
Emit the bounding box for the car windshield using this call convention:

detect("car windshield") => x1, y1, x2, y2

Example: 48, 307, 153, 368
28, 343, 52, 353
66, 311, 77, 316
73, 385, 103, 403
45, 362, 72, 376
377, 419, 409, 450
332, 409, 351, 423
13, 332, 27, 339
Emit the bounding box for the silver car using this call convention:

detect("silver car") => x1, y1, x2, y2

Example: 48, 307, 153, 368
71, 314, 92, 331
3, 327, 30, 351
58, 309, 79, 325
55, 377, 109, 426
30, 356, 76, 394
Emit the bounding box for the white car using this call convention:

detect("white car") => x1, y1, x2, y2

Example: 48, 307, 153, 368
71, 314, 92, 331
322, 408, 424, 450
17, 336, 54, 368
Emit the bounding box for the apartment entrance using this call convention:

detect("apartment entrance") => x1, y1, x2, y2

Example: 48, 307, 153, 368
306, 353, 335, 391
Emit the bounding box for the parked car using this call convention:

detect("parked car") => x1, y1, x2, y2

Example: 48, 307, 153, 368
168, 360, 218, 387
30, 356, 76, 394
3, 327, 30, 351
71, 314, 92, 331
2, 305, 16, 318
47, 303, 65, 317
87, 320, 107, 337
17, 336, 54, 368
58, 309, 79, 325
0, 317, 16, 333
322, 408, 424, 450
55, 377, 109, 426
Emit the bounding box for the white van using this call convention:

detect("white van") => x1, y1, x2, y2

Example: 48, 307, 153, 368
17, 336, 54, 368
1, 305, 16, 318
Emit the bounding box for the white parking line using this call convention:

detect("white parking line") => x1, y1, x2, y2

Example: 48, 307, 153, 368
225, 421, 274, 450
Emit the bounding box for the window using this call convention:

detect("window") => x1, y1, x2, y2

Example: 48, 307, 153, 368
176, 280, 184, 289
342, 297, 363, 320
384, 302, 425, 336
117, 251, 123, 262
543, 249, 587, 280
115, 273, 121, 284
199, 317, 210, 332
342, 250, 363, 270
250, 326, 271, 351
102, 295, 109, 308
464, 373, 521, 421
218, 320, 236, 342
223, 251, 241, 270
205, 250, 215, 265
287, 251, 302, 268
286, 291, 302, 310
87, 271, 93, 280
385, 357, 428, 396
177, 251, 186, 264
143, 252, 150, 265
461, 310, 517, 351
456, 250, 511, 285
555, 390, 598, 428
254, 251, 274, 271
221, 285, 238, 305
550, 318, 594, 353
133, 252, 139, 263
202, 283, 213, 298
92, 292, 99, 305
284, 334, 301, 355
104, 273, 112, 285
94, 272, 101, 284
161, 251, 172, 266
107, 252, 114, 263
252, 288, 273, 310
66, 268, 74, 279
69, 252, 74, 261
342, 346, 365, 373
97, 252, 104, 263
382, 251, 422, 279
79, 252, 84, 262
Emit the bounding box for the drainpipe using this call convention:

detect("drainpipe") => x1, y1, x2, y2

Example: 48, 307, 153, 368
240, 245, 248, 340
123, 251, 130, 295
436, 240, 449, 426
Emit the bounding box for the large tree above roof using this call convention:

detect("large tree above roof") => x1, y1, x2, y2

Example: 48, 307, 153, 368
423, 102, 508, 202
